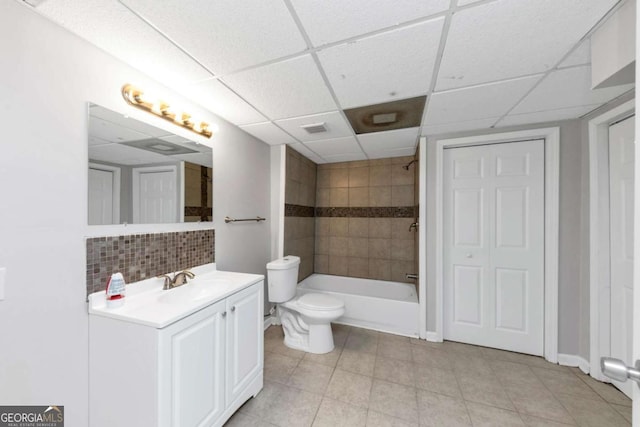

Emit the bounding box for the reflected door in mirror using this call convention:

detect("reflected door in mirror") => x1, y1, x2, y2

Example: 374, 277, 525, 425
89, 163, 121, 225
133, 165, 180, 223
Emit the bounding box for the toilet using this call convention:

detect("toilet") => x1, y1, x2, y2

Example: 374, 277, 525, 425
267, 256, 345, 354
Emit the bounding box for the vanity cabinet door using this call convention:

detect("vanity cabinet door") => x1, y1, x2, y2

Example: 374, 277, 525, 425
225, 281, 264, 406
159, 300, 226, 427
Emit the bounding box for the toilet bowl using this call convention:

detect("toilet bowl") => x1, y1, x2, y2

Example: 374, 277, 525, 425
267, 256, 344, 354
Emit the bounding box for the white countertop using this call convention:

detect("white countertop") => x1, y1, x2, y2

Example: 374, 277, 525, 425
88, 263, 264, 328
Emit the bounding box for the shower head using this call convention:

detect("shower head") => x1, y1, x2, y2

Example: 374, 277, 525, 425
402, 159, 418, 170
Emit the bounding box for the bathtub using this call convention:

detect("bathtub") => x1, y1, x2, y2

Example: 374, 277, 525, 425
297, 274, 420, 337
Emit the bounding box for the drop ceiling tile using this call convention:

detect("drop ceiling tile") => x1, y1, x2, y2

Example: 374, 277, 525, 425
158, 136, 212, 154
239, 122, 297, 146
425, 75, 541, 125
304, 136, 363, 157
290, 0, 449, 46
90, 105, 173, 138
181, 78, 266, 126
436, 0, 618, 90
511, 66, 634, 114
366, 147, 416, 159
558, 39, 591, 68
421, 117, 499, 137
358, 127, 419, 153
37, 0, 212, 85
223, 55, 337, 120
288, 143, 324, 163
88, 143, 169, 165
458, 0, 484, 6
275, 111, 353, 142
497, 104, 602, 128
319, 19, 444, 108
89, 116, 152, 143
120, 0, 306, 75
88, 135, 111, 147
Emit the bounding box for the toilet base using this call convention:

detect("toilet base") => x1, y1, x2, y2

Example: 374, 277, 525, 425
283, 323, 335, 354
278, 305, 340, 354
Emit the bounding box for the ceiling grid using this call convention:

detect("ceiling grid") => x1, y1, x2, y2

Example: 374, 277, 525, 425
32, 0, 634, 163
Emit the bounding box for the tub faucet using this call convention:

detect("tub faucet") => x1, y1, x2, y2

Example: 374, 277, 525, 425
159, 270, 195, 290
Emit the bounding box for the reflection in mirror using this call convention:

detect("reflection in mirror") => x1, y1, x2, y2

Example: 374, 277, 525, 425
87, 103, 213, 225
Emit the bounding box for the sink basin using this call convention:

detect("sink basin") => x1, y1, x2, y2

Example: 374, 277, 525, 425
158, 279, 233, 305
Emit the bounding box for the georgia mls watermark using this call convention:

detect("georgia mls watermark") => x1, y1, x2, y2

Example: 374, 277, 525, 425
0, 406, 64, 427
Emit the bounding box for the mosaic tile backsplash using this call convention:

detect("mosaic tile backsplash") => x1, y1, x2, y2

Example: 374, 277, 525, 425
86, 229, 215, 296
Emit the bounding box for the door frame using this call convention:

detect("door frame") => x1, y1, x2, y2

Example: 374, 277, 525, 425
588, 99, 635, 381
430, 127, 560, 363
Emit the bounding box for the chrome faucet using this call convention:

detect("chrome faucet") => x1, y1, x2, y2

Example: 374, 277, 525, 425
159, 270, 195, 290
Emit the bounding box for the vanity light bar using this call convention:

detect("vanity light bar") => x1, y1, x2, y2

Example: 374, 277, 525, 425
121, 84, 214, 139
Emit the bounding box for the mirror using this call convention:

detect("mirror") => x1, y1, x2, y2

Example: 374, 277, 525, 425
87, 103, 212, 225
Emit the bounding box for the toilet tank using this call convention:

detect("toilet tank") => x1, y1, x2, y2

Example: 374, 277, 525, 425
266, 256, 300, 303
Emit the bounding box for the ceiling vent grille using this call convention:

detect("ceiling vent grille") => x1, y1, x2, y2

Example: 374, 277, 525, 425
301, 122, 328, 134
372, 112, 398, 124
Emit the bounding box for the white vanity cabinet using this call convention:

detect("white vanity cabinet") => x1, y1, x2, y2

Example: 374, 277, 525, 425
89, 275, 264, 427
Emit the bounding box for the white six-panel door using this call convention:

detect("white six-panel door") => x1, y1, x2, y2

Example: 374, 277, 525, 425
609, 116, 635, 398
132, 165, 178, 224
444, 140, 545, 355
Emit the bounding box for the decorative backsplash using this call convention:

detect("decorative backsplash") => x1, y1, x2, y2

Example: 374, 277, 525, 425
86, 229, 215, 296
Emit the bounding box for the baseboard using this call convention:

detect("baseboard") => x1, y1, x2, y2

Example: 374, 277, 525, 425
263, 317, 272, 331
426, 331, 442, 343
558, 353, 590, 374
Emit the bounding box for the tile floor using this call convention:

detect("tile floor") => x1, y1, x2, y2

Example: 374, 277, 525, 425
225, 324, 632, 426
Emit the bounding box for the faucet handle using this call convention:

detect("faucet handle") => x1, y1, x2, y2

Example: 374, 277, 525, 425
181, 270, 195, 279
157, 274, 173, 290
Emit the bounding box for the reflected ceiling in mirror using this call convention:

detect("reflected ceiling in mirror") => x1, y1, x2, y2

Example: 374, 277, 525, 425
88, 103, 213, 225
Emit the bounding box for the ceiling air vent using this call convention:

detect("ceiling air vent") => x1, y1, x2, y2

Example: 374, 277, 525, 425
301, 122, 328, 134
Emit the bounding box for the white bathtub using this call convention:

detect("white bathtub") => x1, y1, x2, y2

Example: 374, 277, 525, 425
297, 274, 420, 337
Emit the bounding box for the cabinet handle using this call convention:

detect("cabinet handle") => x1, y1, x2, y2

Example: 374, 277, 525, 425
231, 306, 236, 312
222, 311, 227, 318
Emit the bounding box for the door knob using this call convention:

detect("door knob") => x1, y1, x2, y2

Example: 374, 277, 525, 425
231, 306, 236, 312
601, 357, 640, 384
222, 311, 227, 318
466, 253, 472, 258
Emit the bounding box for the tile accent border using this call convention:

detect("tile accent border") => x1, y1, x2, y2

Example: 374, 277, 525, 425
315, 206, 416, 218
86, 229, 215, 296
285, 204, 315, 217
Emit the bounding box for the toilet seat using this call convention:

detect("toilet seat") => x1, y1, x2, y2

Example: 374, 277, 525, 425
297, 293, 344, 311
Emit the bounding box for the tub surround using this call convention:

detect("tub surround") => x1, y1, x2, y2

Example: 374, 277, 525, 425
315, 157, 417, 283
86, 229, 214, 296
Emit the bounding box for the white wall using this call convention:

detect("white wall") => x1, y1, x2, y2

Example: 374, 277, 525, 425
0, 2, 271, 424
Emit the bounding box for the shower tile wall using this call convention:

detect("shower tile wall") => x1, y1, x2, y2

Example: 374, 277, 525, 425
283, 147, 317, 281
315, 157, 417, 283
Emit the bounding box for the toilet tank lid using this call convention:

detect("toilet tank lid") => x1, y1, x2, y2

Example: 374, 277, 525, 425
267, 256, 301, 270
